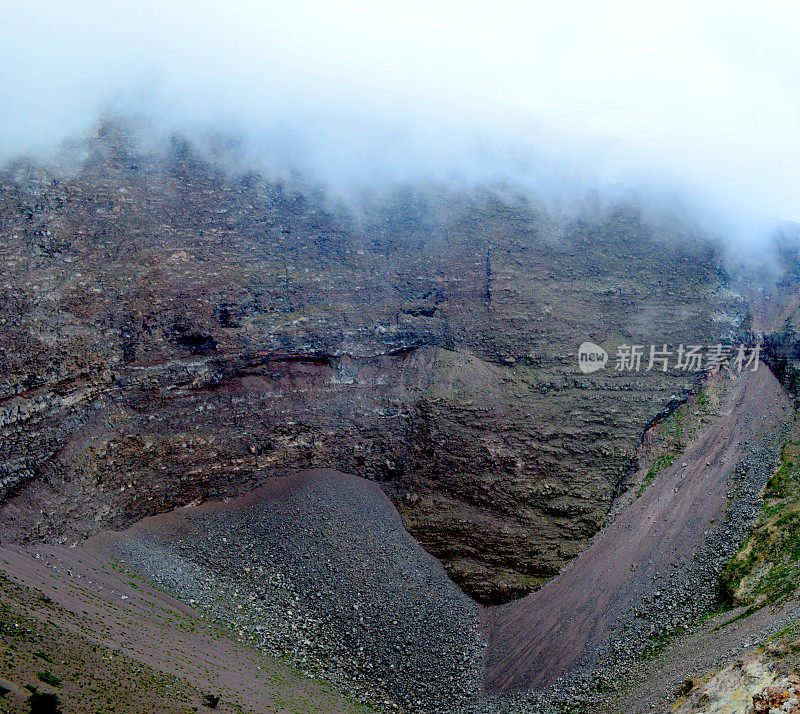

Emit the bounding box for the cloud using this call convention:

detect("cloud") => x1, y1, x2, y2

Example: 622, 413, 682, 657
3, 0, 800, 243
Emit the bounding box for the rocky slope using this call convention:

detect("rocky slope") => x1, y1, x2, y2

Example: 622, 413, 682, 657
97, 469, 484, 713
0, 541, 371, 713
0, 121, 748, 603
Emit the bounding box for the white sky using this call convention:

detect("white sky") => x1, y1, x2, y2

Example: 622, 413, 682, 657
2, 0, 800, 237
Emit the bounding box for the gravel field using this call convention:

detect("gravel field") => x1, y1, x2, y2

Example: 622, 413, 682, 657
101, 469, 485, 713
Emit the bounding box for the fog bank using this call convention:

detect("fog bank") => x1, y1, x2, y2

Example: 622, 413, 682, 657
3, 1, 800, 248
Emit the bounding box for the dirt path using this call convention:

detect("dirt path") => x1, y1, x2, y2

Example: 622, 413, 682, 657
483, 365, 792, 693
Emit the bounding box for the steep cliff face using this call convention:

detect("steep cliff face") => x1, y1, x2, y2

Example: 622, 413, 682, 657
0, 126, 747, 602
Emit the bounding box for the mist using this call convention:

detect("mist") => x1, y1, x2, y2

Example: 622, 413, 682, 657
3, 0, 800, 249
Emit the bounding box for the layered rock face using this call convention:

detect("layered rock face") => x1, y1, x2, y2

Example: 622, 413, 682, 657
0, 125, 747, 602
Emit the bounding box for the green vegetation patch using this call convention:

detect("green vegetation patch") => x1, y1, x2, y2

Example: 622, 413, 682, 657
36, 671, 60, 688
635, 383, 717, 497
720, 426, 800, 608
637, 452, 678, 496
